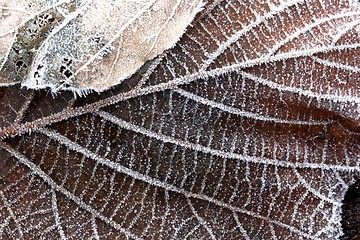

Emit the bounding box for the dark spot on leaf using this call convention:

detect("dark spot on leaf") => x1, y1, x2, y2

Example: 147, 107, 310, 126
341, 180, 360, 240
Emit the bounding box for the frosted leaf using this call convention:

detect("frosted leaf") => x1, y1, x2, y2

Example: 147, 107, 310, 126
0, 0, 203, 92
0, 0, 48, 85
0, 0, 359, 239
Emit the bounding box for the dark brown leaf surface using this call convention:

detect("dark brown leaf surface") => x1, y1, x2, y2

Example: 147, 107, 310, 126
0, 0, 360, 239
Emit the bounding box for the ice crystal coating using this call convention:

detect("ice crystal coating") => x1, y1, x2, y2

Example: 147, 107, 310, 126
0, 0, 203, 92
0, 0, 359, 239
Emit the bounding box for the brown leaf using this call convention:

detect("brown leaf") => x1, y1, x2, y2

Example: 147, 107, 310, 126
0, 0, 359, 239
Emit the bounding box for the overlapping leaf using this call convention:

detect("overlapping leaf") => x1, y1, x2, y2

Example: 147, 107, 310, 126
0, 0, 359, 239
0, 0, 203, 91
